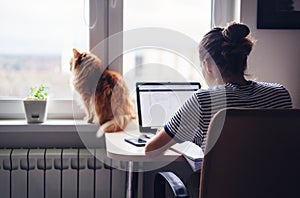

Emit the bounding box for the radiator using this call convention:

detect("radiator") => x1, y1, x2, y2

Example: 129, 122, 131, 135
0, 148, 127, 198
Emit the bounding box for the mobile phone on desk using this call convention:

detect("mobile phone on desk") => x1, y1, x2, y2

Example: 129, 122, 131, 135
124, 138, 147, 147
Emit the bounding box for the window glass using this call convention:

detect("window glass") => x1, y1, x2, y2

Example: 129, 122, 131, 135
0, 0, 89, 99
123, 0, 211, 86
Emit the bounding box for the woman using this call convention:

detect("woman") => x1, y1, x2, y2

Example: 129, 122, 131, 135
145, 22, 292, 155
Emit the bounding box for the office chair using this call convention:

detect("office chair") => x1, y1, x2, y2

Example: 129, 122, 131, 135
154, 108, 300, 198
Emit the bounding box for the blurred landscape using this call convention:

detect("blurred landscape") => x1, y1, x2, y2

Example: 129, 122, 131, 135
0, 54, 72, 99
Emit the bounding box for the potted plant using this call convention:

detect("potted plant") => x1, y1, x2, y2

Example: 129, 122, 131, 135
23, 85, 49, 123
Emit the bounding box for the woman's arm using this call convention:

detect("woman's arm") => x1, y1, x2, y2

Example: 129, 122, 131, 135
144, 128, 176, 157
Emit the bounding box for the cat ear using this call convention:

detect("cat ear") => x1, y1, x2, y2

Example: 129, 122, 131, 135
73, 48, 81, 58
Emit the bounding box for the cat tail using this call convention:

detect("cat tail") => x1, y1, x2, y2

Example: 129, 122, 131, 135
98, 115, 133, 133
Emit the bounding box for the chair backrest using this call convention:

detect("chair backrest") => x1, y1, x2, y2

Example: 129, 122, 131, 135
200, 108, 300, 198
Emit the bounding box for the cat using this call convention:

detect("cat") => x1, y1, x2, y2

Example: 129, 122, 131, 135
70, 48, 136, 132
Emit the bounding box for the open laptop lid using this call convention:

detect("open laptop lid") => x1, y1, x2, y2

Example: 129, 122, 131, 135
136, 82, 201, 133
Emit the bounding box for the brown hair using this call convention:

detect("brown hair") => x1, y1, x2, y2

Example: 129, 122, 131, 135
199, 22, 255, 77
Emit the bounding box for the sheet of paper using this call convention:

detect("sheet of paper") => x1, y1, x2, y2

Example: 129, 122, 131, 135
170, 141, 204, 161
170, 141, 203, 172
184, 156, 202, 172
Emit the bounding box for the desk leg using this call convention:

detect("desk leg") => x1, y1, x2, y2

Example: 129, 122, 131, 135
126, 161, 134, 198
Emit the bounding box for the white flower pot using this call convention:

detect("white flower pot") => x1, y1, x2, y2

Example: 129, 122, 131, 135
23, 99, 48, 123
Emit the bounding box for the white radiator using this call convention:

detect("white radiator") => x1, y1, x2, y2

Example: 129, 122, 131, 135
0, 148, 126, 198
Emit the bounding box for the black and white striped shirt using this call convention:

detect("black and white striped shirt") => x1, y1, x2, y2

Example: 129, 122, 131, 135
164, 81, 293, 150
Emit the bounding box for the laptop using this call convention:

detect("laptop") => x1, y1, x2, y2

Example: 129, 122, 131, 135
136, 82, 201, 134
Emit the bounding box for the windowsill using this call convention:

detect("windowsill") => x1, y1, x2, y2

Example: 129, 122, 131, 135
0, 119, 98, 133
0, 119, 103, 149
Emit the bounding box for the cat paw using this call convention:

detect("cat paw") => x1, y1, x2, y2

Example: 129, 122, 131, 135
85, 116, 94, 123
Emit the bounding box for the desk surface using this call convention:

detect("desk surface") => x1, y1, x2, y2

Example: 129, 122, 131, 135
105, 121, 181, 162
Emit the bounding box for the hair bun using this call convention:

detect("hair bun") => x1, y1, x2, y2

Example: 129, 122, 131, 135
222, 22, 250, 42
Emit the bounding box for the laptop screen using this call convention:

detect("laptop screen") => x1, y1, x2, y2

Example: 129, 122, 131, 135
136, 82, 201, 132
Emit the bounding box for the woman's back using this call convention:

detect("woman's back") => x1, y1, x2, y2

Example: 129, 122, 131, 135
186, 81, 292, 149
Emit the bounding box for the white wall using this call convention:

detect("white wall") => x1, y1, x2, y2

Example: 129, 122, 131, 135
241, 0, 300, 108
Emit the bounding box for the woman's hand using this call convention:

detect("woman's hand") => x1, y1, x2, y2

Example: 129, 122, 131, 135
144, 128, 176, 157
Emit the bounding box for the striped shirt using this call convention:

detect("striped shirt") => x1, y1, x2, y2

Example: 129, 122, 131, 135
164, 81, 293, 150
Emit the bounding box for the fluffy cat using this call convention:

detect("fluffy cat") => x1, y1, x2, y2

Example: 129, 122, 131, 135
70, 48, 136, 132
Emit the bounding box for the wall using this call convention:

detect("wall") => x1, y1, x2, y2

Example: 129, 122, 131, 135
241, 0, 300, 108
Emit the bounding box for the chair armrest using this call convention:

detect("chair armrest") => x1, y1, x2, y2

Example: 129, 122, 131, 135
154, 171, 189, 198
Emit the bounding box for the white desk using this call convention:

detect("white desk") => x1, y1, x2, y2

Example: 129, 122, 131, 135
105, 131, 181, 162
104, 121, 183, 198
105, 121, 182, 161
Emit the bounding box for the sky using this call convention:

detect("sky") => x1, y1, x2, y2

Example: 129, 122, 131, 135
124, 0, 211, 42
0, 0, 88, 55
0, 0, 210, 55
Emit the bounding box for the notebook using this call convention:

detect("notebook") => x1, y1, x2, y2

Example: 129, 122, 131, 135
136, 82, 201, 133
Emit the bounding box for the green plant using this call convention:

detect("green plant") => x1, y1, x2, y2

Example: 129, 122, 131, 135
27, 85, 48, 100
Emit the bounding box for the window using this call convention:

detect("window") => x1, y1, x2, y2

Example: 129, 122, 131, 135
123, 0, 212, 89
0, 0, 213, 119
0, 0, 89, 99
0, 0, 93, 118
